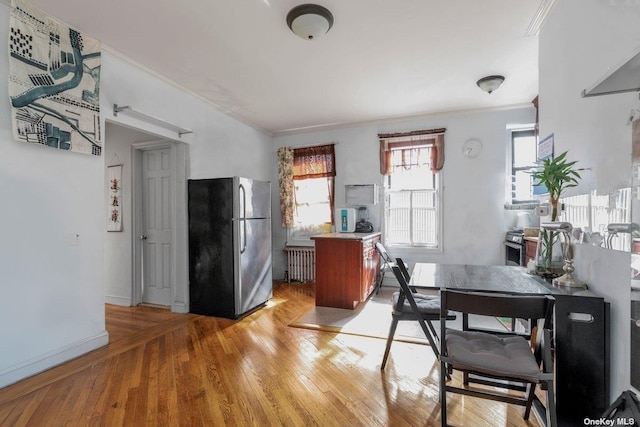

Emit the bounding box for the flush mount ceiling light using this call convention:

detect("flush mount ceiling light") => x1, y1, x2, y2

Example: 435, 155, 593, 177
476, 75, 505, 94
286, 4, 334, 40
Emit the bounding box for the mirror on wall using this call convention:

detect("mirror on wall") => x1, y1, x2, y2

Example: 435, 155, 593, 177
560, 188, 632, 252
632, 118, 640, 390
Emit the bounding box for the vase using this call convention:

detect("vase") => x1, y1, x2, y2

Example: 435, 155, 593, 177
535, 228, 565, 278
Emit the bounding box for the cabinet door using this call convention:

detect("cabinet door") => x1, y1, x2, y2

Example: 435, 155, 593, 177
361, 236, 380, 299
553, 295, 609, 425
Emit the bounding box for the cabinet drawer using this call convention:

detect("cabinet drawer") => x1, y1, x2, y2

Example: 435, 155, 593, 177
525, 240, 537, 258
362, 239, 376, 258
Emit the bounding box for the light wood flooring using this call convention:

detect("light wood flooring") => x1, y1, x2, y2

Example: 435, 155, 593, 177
0, 282, 541, 426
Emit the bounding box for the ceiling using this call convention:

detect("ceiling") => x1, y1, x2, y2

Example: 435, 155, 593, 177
26, 0, 550, 135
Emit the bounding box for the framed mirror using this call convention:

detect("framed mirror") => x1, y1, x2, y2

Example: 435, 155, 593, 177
631, 119, 640, 390
560, 188, 632, 252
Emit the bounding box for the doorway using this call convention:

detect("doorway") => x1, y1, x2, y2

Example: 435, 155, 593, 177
139, 146, 173, 306
103, 121, 188, 313
132, 140, 189, 312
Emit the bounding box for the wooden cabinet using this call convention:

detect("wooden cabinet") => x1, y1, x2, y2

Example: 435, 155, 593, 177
525, 239, 538, 266
550, 291, 609, 426
311, 232, 381, 309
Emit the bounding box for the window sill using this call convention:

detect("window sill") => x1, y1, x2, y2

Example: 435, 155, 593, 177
385, 244, 443, 254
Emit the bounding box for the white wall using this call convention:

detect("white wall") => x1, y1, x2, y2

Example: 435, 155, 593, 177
0, 4, 107, 386
539, 0, 640, 399
100, 53, 272, 311
0, 1, 273, 387
272, 107, 535, 279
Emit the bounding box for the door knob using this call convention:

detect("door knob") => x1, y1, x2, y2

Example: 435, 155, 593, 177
139, 234, 148, 240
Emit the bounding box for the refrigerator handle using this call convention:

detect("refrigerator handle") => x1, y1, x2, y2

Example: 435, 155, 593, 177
239, 183, 247, 254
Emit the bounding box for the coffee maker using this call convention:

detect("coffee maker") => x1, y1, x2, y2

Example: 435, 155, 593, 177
355, 206, 374, 233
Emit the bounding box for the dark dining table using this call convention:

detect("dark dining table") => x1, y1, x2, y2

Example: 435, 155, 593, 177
408, 262, 552, 294
408, 262, 610, 427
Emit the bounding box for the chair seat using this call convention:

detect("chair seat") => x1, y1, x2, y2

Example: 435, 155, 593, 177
392, 291, 441, 315
444, 329, 542, 383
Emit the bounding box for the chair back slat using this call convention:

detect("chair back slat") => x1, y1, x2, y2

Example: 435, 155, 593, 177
396, 258, 411, 283
390, 265, 411, 310
441, 290, 554, 327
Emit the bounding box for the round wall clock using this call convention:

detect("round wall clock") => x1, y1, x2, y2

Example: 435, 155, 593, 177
462, 138, 482, 158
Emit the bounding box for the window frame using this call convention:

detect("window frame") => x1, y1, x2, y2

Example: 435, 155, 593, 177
383, 149, 443, 252
509, 128, 538, 204
285, 144, 336, 246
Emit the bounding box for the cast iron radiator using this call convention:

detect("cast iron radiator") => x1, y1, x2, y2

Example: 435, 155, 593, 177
285, 246, 315, 282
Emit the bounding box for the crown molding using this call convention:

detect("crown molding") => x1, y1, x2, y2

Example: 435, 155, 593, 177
273, 103, 534, 137
525, 0, 558, 37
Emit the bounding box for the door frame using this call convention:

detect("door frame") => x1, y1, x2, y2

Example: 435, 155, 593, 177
131, 140, 189, 313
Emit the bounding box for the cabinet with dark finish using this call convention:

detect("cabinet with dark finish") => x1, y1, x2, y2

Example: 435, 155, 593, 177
311, 232, 381, 309
548, 290, 610, 426
631, 291, 640, 390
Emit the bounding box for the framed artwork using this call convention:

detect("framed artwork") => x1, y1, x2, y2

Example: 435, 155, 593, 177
8, 0, 102, 155
537, 133, 554, 161
107, 165, 122, 231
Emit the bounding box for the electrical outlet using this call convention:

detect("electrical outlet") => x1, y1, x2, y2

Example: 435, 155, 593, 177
536, 204, 550, 217
67, 233, 80, 246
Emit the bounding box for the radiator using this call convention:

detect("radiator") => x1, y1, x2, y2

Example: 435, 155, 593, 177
285, 246, 315, 282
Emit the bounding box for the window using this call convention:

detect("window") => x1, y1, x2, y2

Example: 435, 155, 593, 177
286, 144, 335, 243
510, 129, 537, 203
384, 145, 441, 248
293, 177, 332, 227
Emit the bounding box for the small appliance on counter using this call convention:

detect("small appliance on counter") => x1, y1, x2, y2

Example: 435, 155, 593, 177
355, 206, 374, 233
336, 207, 356, 232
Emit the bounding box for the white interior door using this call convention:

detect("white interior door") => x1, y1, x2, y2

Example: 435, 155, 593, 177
141, 147, 173, 306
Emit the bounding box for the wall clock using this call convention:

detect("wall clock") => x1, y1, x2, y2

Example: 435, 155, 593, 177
462, 138, 482, 158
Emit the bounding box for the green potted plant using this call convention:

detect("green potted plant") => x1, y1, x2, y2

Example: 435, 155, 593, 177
531, 151, 585, 273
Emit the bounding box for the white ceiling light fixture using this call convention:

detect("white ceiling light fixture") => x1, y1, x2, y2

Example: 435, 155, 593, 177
286, 4, 334, 40
476, 75, 505, 94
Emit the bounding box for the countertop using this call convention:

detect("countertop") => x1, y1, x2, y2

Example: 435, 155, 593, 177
524, 227, 539, 242
311, 231, 381, 241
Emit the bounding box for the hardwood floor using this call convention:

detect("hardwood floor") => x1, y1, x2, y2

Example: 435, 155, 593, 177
0, 283, 541, 426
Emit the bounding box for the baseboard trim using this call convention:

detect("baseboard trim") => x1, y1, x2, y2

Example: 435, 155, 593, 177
172, 302, 189, 314
0, 331, 109, 389
105, 294, 132, 306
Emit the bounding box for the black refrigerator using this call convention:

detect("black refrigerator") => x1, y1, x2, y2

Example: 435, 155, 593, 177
188, 177, 272, 319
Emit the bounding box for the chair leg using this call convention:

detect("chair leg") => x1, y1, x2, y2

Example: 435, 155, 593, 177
381, 318, 399, 369
426, 318, 440, 344
376, 268, 386, 294
417, 318, 440, 359
523, 383, 536, 420
545, 380, 557, 427
440, 360, 448, 427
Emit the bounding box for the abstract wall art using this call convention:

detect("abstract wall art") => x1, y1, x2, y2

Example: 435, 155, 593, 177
8, 0, 102, 156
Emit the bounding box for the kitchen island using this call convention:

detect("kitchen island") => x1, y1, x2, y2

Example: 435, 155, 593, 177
311, 232, 381, 309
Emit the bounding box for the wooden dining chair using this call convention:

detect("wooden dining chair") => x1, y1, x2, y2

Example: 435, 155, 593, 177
381, 262, 455, 369
439, 289, 557, 427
